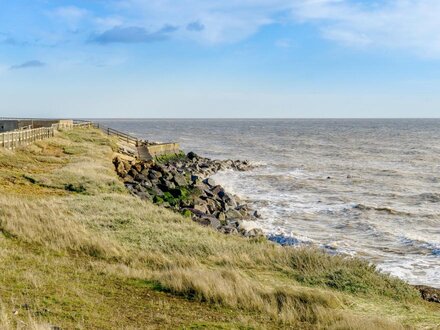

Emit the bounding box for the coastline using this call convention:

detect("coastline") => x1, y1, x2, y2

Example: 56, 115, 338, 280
113, 145, 440, 300
0, 127, 438, 328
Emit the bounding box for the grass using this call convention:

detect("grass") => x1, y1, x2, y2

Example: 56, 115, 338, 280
0, 128, 438, 329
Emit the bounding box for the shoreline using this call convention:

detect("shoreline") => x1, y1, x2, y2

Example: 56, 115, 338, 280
113, 148, 440, 299
1, 127, 438, 328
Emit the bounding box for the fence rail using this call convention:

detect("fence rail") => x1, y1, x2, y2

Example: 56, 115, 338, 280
0, 121, 93, 150
0, 127, 55, 150
94, 124, 141, 146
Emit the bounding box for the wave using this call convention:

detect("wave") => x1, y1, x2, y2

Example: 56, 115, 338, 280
399, 236, 440, 256
416, 193, 440, 203
353, 203, 412, 216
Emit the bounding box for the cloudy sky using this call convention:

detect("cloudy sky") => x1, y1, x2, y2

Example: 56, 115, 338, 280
1, 0, 440, 118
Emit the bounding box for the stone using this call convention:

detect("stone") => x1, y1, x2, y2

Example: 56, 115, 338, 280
148, 170, 162, 180
194, 203, 209, 214
187, 151, 198, 160
219, 226, 239, 235
415, 285, 440, 303
208, 216, 221, 229
211, 185, 224, 196
194, 217, 210, 226
225, 209, 242, 219
203, 178, 216, 187
204, 189, 214, 198
128, 168, 138, 177
218, 212, 226, 221
244, 228, 265, 238
122, 160, 132, 172
123, 175, 135, 184
173, 174, 188, 187
227, 219, 243, 228
133, 163, 143, 173
150, 186, 164, 197
206, 199, 221, 214
141, 180, 152, 189
159, 178, 176, 191
134, 173, 149, 182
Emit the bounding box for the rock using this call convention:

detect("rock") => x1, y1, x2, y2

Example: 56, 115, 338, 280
203, 189, 214, 198
219, 226, 239, 235
415, 285, 440, 303
134, 173, 149, 182
150, 186, 164, 197
133, 163, 143, 173
203, 178, 216, 187
211, 185, 224, 196
194, 203, 209, 214
238, 208, 248, 217
206, 199, 221, 214
128, 168, 138, 177
218, 212, 226, 221
187, 151, 198, 160
244, 228, 265, 238
208, 217, 221, 229
227, 219, 243, 228
158, 178, 176, 191
173, 173, 188, 187
141, 180, 152, 189
194, 216, 221, 229
123, 175, 135, 184
225, 209, 242, 219
148, 170, 162, 180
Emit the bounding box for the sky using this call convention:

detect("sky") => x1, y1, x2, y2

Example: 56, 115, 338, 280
1, 0, 440, 118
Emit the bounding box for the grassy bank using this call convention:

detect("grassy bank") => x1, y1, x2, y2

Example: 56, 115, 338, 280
0, 128, 438, 329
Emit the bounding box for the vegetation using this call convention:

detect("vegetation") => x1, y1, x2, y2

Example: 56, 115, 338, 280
154, 151, 187, 164
0, 128, 438, 329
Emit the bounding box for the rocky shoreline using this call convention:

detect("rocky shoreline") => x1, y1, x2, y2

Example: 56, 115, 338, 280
113, 151, 440, 304
113, 152, 265, 239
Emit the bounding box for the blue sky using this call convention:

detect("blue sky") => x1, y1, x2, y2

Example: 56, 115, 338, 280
1, 0, 440, 118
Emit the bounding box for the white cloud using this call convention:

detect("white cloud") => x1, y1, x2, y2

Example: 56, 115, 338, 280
293, 0, 440, 57
44, 1, 440, 57
106, 0, 440, 56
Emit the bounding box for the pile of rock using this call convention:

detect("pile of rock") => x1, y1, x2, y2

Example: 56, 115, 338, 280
113, 152, 264, 238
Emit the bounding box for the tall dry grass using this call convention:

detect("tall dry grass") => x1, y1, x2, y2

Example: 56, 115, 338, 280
0, 301, 51, 330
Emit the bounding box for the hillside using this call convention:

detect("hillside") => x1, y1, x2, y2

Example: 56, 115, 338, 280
0, 127, 438, 329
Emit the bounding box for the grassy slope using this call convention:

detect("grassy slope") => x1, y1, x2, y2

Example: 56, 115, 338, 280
0, 128, 438, 329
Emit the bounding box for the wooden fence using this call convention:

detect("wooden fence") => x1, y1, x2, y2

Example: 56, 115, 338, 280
0, 127, 55, 150
93, 124, 140, 146
0, 122, 93, 150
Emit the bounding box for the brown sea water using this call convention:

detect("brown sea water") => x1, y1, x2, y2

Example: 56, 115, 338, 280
96, 119, 440, 287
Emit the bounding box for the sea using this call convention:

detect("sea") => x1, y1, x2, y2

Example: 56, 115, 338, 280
96, 119, 440, 288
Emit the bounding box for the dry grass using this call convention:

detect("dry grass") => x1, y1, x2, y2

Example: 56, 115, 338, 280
0, 128, 438, 329
0, 301, 51, 330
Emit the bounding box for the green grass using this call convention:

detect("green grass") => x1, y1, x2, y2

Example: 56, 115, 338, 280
0, 128, 438, 329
